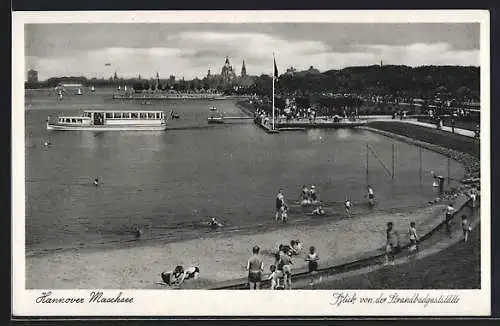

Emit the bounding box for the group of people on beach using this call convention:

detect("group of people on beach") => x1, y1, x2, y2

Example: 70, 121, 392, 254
245, 240, 320, 290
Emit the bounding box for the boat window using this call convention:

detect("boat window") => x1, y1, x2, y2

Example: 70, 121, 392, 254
114, 112, 123, 118
140, 113, 147, 119
65, 118, 71, 123
123, 112, 130, 119
131, 113, 138, 119
84, 112, 91, 118
148, 113, 155, 119
156, 112, 161, 119
77, 119, 82, 123
105, 112, 113, 119
71, 118, 77, 123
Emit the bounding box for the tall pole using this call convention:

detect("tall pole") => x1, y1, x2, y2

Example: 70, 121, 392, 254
419, 147, 422, 187
392, 144, 395, 180
366, 144, 369, 183
272, 53, 275, 130
447, 156, 450, 185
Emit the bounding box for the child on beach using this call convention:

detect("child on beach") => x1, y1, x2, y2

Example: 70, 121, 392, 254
367, 185, 375, 207
275, 190, 285, 222
461, 215, 472, 243
281, 204, 289, 224
408, 222, 419, 254
268, 265, 281, 290
312, 206, 325, 216
344, 199, 352, 217
305, 246, 319, 273
176, 266, 200, 286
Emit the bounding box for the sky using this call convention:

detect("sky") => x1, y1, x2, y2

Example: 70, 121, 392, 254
25, 23, 480, 81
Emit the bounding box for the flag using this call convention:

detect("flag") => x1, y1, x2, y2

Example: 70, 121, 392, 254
273, 57, 279, 79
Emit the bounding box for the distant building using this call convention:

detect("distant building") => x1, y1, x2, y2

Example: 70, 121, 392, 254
27, 69, 38, 83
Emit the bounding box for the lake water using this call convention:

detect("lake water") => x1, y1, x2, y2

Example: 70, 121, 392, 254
24, 88, 464, 255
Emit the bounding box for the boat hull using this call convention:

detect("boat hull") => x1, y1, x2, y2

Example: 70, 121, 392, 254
46, 123, 167, 131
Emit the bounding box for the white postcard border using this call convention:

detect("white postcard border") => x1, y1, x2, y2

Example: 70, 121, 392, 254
12, 10, 491, 317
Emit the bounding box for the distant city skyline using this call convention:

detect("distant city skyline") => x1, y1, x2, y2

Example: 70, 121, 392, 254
25, 23, 480, 81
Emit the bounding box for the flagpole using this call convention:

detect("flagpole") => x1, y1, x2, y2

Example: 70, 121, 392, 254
272, 53, 275, 130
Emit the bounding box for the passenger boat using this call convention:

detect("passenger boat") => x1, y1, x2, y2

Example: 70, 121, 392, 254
208, 115, 224, 124
46, 110, 168, 131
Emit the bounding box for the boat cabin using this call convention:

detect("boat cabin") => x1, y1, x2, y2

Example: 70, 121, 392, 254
82, 110, 165, 126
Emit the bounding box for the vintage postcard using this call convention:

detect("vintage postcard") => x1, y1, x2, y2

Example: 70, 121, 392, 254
12, 10, 490, 317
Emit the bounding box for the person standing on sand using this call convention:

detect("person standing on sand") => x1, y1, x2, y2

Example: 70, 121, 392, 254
246, 245, 264, 290
461, 215, 472, 243
384, 222, 400, 266
445, 203, 455, 238
275, 190, 285, 222
278, 248, 294, 290
408, 222, 419, 255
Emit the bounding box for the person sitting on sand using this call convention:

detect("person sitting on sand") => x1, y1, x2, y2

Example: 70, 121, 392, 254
161, 265, 184, 286
177, 266, 200, 285
289, 240, 302, 256
312, 206, 325, 216
208, 217, 224, 229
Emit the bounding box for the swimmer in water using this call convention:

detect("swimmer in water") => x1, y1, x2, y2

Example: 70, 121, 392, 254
367, 185, 375, 207
300, 185, 311, 206
208, 217, 224, 228
93, 178, 99, 187
309, 185, 318, 203
275, 190, 285, 222
312, 206, 325, 216
344, 198, 352, 217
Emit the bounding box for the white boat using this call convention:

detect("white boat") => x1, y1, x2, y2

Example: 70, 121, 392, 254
46, 110, 168, 131
209, 106, 218, 112
208, 115, 224, 124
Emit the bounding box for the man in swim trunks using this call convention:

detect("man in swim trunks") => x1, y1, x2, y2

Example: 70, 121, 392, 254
278, 248, 294, 290
384, 222, 400, 266
275, 190, 285, 222
300, 185, 310, 205
246, 245, 264, 289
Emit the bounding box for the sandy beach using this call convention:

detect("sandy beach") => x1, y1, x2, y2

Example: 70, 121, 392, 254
26, 203, 448, 289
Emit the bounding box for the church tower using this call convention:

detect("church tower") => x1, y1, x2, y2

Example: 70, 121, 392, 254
241, 60, 247, 77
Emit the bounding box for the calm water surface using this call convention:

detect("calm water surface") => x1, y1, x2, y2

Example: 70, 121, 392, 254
24, 89, 464, 254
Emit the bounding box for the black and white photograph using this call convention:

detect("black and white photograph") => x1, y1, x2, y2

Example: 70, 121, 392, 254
12, 10, 490, 316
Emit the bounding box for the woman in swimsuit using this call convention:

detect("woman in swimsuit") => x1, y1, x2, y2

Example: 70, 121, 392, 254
161, 265, 184, 286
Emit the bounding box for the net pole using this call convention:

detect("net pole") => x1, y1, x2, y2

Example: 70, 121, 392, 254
392, 144, 395, 180
447, 156, 451, 185
366, 144, 369, 184
419, 147, 422, 187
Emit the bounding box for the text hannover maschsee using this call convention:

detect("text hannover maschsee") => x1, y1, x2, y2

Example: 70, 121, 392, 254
330, 292, 460, 308
35, 291, 134, 304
